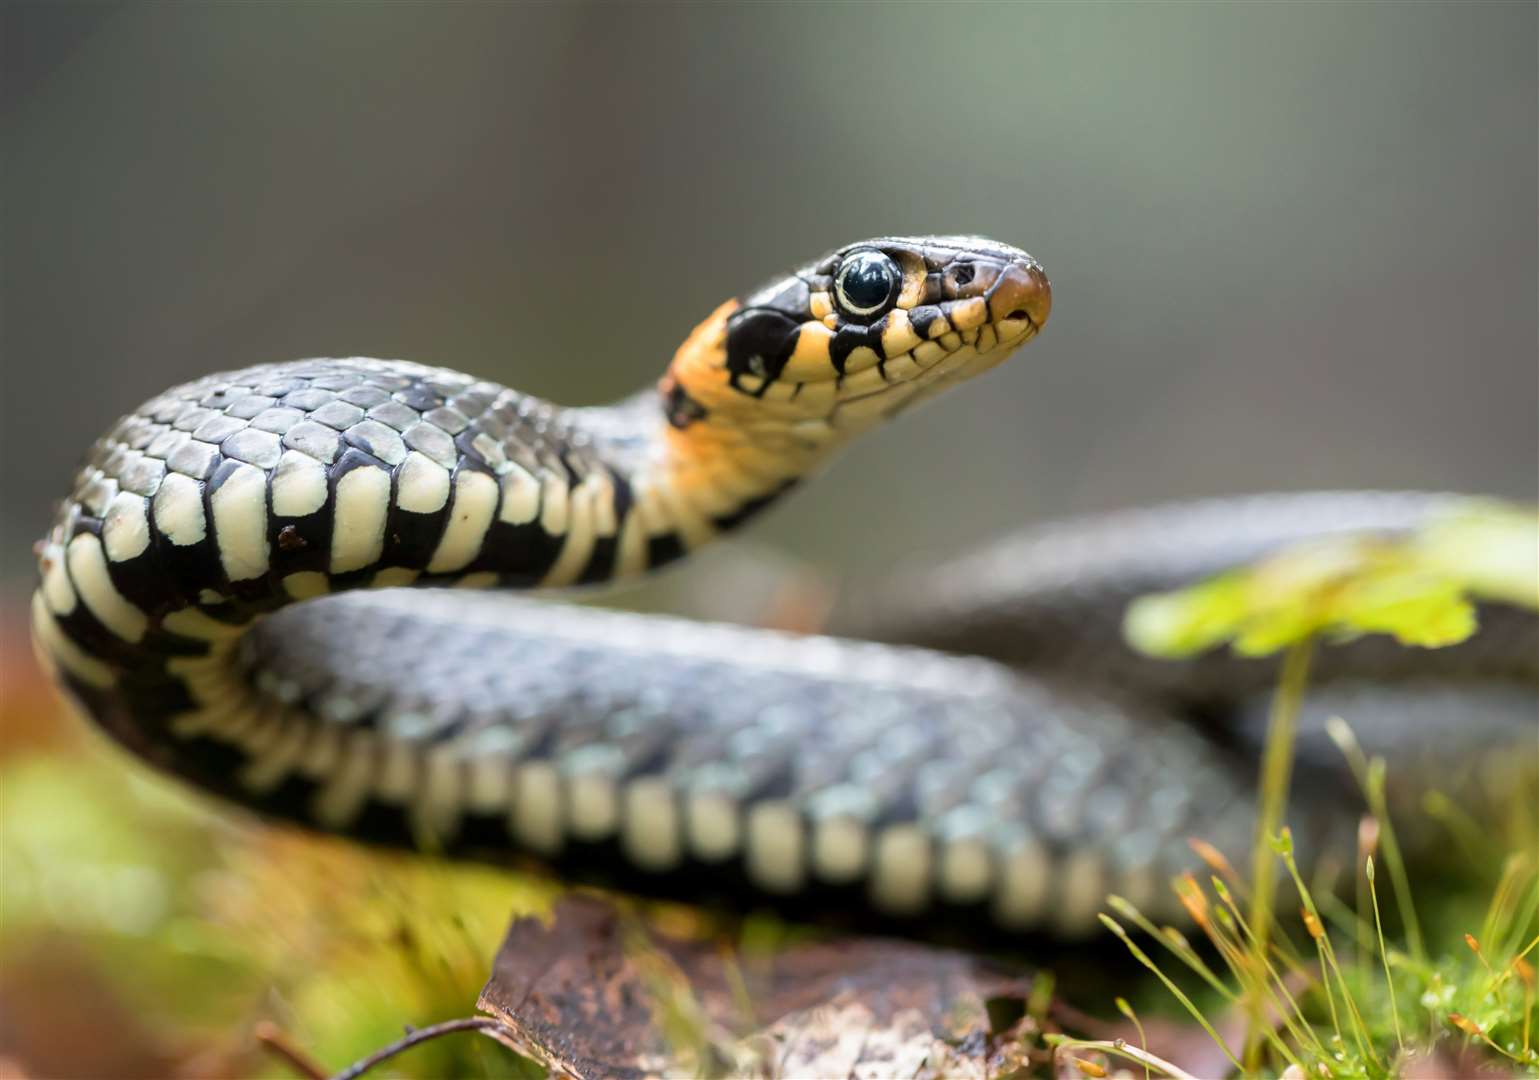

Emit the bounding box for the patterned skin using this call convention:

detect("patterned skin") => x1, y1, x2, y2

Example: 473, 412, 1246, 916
29, 236, 1534, 943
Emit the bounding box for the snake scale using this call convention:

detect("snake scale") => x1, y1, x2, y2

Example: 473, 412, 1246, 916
31, 236, 1538, 942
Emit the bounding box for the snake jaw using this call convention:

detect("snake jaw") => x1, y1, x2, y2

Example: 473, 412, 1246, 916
825, 316, 1045, 431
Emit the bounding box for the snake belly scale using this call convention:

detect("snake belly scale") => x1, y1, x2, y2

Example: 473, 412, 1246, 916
30, 236, 1536, 942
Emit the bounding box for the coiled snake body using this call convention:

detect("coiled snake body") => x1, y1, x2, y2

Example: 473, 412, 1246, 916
31, 236, 1537, 941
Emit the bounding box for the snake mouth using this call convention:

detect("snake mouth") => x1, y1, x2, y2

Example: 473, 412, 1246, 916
830, 316, 1042, 428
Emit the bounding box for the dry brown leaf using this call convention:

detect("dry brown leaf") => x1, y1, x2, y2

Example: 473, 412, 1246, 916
476, 894, 1034, 1079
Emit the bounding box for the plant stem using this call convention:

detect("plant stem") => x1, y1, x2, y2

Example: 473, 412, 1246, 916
1366, 856, 1405, 1054
1100, 915, 1244, 1073
1050, 1037, 1202, 1080
1244, 636, 1314, 1070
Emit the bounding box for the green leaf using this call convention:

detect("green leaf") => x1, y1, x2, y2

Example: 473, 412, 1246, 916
1413, 500, 1539, 609
1123, 500, 1536, 659
1124, 574, 1249, 659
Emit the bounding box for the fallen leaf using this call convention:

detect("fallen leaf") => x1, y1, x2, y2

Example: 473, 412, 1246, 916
476, 894, 1035, 1079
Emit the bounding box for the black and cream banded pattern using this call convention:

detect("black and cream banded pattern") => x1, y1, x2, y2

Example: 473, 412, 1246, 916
31, 235, 1538, 942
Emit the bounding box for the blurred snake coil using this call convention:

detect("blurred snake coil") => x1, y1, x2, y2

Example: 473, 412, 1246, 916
30, 236, 1538, 942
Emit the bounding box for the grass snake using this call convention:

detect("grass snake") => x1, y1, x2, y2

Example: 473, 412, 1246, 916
31, 236, 1537, 942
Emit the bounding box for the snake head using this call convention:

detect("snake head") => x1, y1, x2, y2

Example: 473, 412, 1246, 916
657, 236, 1049, 521
664, 236, 1049, 446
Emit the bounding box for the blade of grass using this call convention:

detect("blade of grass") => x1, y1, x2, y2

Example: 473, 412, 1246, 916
1356, 815, 1378, 969
1106, 894, 1237, 1002
1279, 835, 1378, 1070
1099, 914, 1244, 1073
1308, 929, 1343, 1056
1363, 758, 1424, 964
1210, 876, 1330, 1063
1183, 895, 1305, 1072
1325, 718, 1426, 965
1114, 997, 1152, 1080
1365, 856, 1405, 1055
1487, 855, 1538, 960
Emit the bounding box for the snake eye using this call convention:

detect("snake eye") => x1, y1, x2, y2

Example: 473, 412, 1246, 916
833, 250, 899, 318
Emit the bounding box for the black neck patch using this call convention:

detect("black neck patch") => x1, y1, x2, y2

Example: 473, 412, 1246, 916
724, 308, 802, 397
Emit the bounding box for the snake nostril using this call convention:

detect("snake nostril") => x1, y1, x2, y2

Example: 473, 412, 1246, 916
989, 261, 1051, 329
953, 263, 975, 287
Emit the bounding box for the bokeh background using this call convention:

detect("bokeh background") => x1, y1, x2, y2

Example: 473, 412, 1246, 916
2, 3, 1535, 1076
4, 3, 1536, 592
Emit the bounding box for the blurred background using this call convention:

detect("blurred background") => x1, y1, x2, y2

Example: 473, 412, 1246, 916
2, 3, 1534, 1076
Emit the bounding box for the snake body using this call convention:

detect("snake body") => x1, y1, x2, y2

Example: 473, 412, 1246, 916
31, 236, 1536, 941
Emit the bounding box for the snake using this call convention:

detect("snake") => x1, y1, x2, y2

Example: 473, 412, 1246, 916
30, 235, 1538, 943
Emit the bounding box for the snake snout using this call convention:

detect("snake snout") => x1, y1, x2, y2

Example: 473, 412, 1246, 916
989, 259, 1052, 333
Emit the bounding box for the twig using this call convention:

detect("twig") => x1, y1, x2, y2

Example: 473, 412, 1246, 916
326, 1017, 517, 1080
254, 1020, 328, 1080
